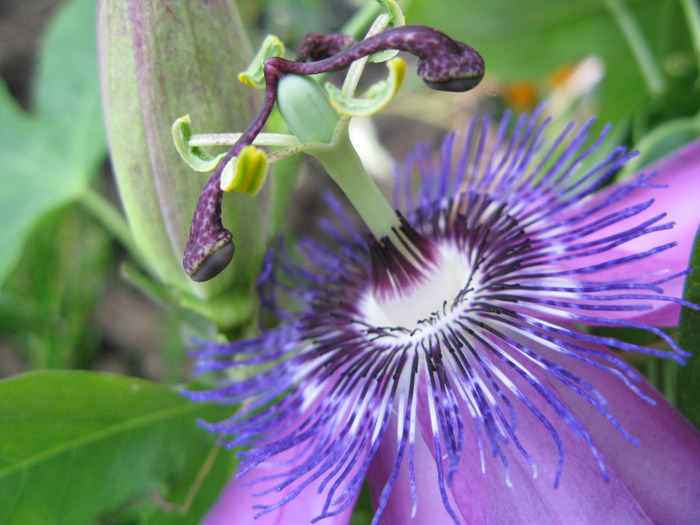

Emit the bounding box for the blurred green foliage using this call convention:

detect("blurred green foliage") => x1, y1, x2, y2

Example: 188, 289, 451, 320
407, 0, 699, 129
0, 0, 106, 289
0, 206, 110, 371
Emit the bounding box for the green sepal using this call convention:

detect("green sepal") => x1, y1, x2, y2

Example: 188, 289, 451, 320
99, 0, 269, 307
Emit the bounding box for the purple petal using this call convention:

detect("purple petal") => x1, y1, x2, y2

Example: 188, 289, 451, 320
202, 446, 357, 525
565, 138, 700, 326
366, 412, 465, 524
551, 342, 700, 525
410, 369, 655, 524
621, 139, 700, 263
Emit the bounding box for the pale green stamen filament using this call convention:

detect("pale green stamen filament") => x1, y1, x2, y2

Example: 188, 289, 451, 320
172, 113, 302, 173
189, 133, 301, 148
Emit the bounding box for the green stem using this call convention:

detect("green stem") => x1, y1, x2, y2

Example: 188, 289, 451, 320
603, 0, 666, 97
663, 358, 678, 406
313, 125, 400, 240
80, 188, 151, 272
678, 0, 700, 76
341, 0, 383, 39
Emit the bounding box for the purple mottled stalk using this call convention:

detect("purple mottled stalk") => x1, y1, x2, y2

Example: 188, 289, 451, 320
285, 25, 484, 90
183, 25, 484, 281
182, 71, 279, 280
182, 175, 234, 282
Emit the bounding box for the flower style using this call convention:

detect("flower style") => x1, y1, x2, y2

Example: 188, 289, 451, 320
187, 109, 700, 524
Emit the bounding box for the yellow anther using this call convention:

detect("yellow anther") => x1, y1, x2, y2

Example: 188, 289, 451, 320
389, 57, 406, 94
220, 145, 268, 195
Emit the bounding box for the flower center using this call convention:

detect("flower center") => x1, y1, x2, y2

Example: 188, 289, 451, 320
359, 241, 473, 330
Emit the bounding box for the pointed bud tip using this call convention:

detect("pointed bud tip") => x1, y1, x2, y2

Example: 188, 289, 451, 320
188, 241, 235, 282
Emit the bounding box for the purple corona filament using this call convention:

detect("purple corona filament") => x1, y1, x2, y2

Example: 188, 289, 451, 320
183, 25, 485, 281
186, 110, 700, 524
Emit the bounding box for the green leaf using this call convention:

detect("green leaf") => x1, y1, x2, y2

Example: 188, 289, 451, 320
33, 0, 105, 163
0, 370, 233, 524
677, 225, 700, 429
0, 0, 107, 287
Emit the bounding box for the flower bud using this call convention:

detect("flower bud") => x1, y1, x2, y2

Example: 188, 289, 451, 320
98, 0, 268, 315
